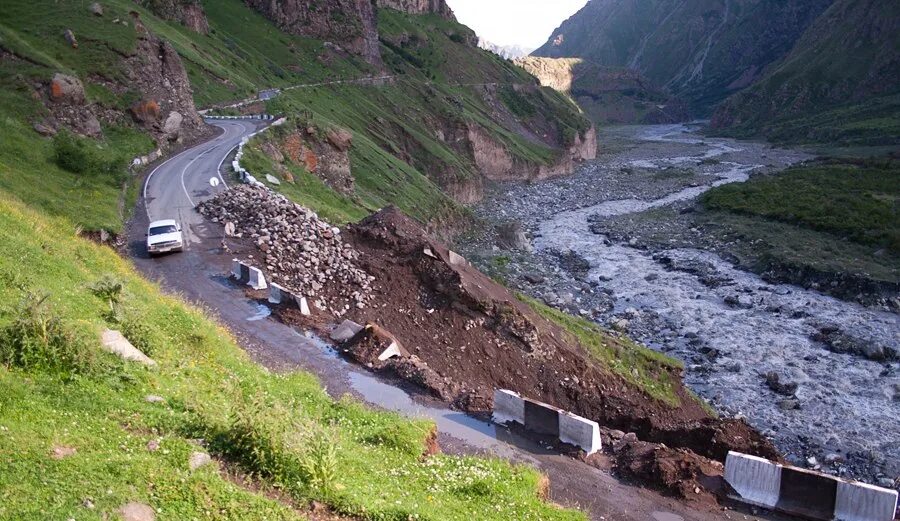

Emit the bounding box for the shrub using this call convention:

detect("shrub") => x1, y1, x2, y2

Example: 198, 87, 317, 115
52, 131, 127, 183
89, 275, 124, 322
0, 293, 98, 374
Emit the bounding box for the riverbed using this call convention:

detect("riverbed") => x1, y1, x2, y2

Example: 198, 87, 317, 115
465, 124, 900, 485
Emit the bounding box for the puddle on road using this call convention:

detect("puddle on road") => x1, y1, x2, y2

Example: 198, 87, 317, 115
246, 301, 271, 321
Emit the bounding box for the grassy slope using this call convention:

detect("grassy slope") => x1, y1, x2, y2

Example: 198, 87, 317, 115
519, 296, 684, 407
0, 192, 582, 520
0, 0, 157, 232
702, 160, 900, 254
711, 0, 900, 148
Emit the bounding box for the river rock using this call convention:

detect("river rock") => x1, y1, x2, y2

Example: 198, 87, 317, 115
496, 221, 531, 251
765, 371, 798, 396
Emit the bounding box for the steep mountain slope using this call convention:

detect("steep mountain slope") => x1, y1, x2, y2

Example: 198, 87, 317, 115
532, 0, 833, 114
0, 0, 593, 232
711, 0, 900, 147
516, 57, 690, 124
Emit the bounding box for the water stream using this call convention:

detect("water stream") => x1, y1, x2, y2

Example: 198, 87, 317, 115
534, 126, 899, 477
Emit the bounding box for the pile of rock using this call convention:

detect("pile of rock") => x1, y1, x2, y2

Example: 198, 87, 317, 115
197, 186, 373, 312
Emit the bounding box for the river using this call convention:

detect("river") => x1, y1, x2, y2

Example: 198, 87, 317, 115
470, 124, 900, 484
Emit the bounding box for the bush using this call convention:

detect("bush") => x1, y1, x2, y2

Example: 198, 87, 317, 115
52, 131, 126, 183
0, 293, 98, 374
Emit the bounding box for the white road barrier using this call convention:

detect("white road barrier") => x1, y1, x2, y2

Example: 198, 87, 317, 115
725, 451, 898, 521
835, 481, 899, 521
492, 389, 525, 425
725, 452, 782, 509
492, 390, 602, 455
248, 266, 267, 290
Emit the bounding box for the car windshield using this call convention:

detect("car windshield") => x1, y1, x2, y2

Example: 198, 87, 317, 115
149, 225, 177, 236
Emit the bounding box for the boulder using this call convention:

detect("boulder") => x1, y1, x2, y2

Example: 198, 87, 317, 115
326, 128, 353, 151
188, 451, 212, 470
49, 73, 85, 104
119, 502, 155, 521
162, 111, 183, 136
496, 221, 531, 251
89, 2, 103, 16
101, 330, 156, 366
63, 29, 78, 48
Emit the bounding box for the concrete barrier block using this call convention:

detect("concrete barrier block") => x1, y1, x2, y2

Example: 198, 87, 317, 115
776, 467, 837, 520
376, 341, 406, 361
269, 283, 284, 304
558, 411, 602, 455
448, 249, 466, 266
298, 296, 311, 316
523, 398, 560, 437
231, 259, 242, 280
835, 480, 899, 521
725, 451, 782, 509
492, 389, 525, 425
248, 266, 267, 290
330, 319, 364, 342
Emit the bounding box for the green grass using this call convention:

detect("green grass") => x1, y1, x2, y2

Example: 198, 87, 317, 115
0, 191, 584, 520
518, 295, 686, 408
701, 159, 900, 253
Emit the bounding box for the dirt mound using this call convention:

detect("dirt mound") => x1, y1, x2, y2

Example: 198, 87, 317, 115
277, 207, 774, 462
612, 438, 723, 503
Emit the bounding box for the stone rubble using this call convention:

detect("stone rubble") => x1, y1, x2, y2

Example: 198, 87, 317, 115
197, 185, 373, 313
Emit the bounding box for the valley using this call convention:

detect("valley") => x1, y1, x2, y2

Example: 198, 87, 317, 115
464, 124, 899, 485
0, 0, 897, 519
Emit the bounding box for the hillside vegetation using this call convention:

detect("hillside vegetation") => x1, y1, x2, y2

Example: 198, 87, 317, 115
702, 159, 900, 254
711, 0, 900, 149
0, 191, 583, 520
532, 0, 832, 114
0, 0, 592, 232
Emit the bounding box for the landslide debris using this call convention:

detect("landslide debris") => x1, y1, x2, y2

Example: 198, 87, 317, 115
197, 186, 373, 314
274, 207, 778, 465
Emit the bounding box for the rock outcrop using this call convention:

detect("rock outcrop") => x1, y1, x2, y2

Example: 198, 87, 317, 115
133, 0, 210, 34
123, 13, 205, 142
375, 0, 455, 20
466, 123, 596, 183
266, 122, 356, 194
244, 0, 382, 66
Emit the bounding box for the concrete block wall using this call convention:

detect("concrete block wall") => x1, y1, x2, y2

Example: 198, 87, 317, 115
725, 451, 898, 521
492, 389, 601, 455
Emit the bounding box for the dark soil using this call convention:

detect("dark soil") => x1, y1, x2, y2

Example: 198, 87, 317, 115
272, 207, 779, 483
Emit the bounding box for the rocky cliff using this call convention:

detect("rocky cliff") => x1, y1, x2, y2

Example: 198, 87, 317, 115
533, 0, 833, 114
375, 0, 454, 19
33, 11, 205, 146
711, 0, 900, 146
516, 57, 690, 124
244, 0, 382, 66
134, 0, 210, 34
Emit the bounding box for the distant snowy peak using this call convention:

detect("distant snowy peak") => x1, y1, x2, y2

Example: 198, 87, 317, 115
478, 38, 532, 60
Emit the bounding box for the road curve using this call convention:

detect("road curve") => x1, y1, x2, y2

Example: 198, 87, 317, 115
143, 119, 259, 243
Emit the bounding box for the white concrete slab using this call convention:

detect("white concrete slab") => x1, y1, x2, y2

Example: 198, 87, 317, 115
101, 330, 156, 367
558, 411, 602, 455
248, 266, 267, 290
835, 480, 899, 521
330, 319, 364, 342
724, 451, 782, 509
492, 389, 525, 425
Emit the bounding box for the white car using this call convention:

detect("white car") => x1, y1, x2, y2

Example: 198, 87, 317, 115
146, 219, 184, 255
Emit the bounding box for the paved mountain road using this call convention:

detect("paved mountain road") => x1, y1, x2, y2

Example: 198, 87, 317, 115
130, 121, 789, 521
143, 119, 259, 243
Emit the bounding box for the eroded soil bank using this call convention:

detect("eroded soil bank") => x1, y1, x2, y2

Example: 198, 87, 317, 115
462, 124, 900, 488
